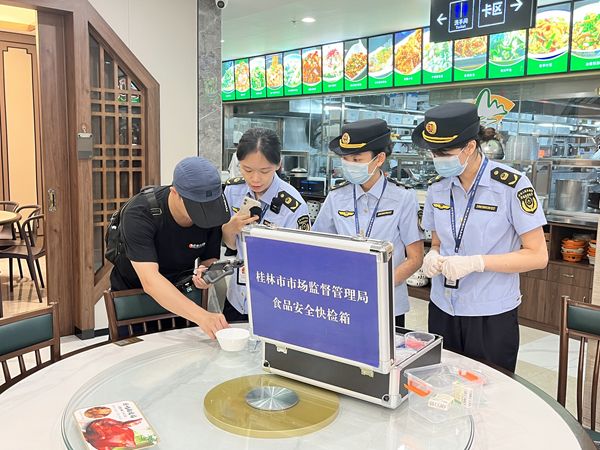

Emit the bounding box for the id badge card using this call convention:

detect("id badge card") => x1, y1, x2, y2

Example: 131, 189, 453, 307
236, 265, 247, 285
444, 277, 459, 289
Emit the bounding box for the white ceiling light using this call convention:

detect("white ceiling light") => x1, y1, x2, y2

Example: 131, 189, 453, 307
301, 17, 316, 23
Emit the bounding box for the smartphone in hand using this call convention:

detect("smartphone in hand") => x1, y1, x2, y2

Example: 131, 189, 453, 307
201, 258, 244, 284
238, 196, 261, 217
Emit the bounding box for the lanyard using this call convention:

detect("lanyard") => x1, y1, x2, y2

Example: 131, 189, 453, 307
353, 176, 388, 238
450, 158, 488, 254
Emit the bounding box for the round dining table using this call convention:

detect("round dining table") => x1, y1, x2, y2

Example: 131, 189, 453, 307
0, 326, 594, 449
0, 210, 20, 226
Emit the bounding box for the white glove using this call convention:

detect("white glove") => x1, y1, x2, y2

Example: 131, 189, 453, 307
441, 255, 485, 282
421, 250, 446, 278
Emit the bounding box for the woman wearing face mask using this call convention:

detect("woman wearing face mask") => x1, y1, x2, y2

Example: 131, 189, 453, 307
312, 119, 424, 327
222, 128, 311, 322
414, 102, 548, 373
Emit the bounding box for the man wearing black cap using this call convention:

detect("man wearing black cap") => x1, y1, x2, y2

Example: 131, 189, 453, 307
109, 156, 230, 339
312, 119, 424, 327
413, 102, 548, 372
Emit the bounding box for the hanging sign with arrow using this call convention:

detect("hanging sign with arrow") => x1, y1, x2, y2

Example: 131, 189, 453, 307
430, 0, 537, 42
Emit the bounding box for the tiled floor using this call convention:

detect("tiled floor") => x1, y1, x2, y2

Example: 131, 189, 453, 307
0, 266, 583, 419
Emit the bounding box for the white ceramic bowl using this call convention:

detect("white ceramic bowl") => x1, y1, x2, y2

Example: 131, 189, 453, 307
589, 256, 596, 266
215, 328, 250, 352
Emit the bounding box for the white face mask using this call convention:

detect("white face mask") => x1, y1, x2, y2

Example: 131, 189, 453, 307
341, 155, 378, 185
432, 147, 470, 177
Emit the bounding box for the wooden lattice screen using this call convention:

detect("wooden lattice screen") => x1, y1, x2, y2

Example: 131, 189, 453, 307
89, 34, 146, 273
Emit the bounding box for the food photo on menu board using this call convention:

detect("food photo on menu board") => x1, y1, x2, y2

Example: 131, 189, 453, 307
422, 28, 452, 84
394, 29, 422, 87
302, 46, 322, 94
571, 0, 600, 71
284, 50, 302, 96
454, 36, 487, 82
234, 58, 250, 100
527, 3, 571, 75
249, 56, 266, 98
322, 42, 344, 93
266, 53, 284, 97
488, 30, 526, 79
344, 38, 368, 91
221, 61, 235, 101
368, 34, 393, 89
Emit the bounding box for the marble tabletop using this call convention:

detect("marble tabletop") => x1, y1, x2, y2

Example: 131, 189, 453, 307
0, 327, 592, 449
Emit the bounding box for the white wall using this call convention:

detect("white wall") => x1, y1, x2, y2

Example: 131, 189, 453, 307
89, 0, 198, 184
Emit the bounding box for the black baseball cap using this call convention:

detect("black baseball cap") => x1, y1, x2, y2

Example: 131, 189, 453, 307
173, 157, 230, 228
329, 119, 392, 156
412, 102, 480, 151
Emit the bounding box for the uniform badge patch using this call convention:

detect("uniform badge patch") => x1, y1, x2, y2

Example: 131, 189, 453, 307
338, 210, 355, 217
432, 203, 451, 210
517, 187, 538, 214
474, 203, 498, 212
278, 191, 300, 212
263, 219, 273, 226
376, 210, 394, 217
297, 215, 311, 231
490, 168, 521, 188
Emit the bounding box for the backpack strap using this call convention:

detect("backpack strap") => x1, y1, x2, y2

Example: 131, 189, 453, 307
140, 185, 163, 218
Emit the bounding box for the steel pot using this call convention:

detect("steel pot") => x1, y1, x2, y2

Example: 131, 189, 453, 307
555, 179, 588, 212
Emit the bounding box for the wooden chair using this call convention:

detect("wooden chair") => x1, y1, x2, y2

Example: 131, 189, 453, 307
0, 303, 60, 394
5, 204, 42, 281
558, 295, 600, 448
0, 214, 46, 301
104, 288, 208, 342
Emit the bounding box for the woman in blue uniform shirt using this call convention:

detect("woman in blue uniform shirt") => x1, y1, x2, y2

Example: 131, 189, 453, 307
312, 119, 424, 327
222, 128, 310, 322
413, 102, 548, 372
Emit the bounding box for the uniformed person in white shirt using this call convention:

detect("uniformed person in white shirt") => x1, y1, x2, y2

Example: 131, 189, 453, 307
222, 128, 310, 322
414, 102, 548, 372
312, 119, 424, 327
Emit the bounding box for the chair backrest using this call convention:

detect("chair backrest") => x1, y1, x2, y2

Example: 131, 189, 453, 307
0, 201, 18, 213
558, 295, 600, 430
18, 214, 45, 253
104, 288, 207, 341
0, 303, 60, 393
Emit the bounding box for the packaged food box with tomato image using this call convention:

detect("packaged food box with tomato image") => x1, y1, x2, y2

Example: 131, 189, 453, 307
74, 400, 158, 450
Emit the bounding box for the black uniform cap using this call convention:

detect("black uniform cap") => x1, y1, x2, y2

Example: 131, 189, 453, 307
412, 102, 480, 151
329, 119, 392, 156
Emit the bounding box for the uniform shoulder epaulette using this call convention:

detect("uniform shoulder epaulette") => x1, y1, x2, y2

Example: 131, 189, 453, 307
277, 190, 301, 212
428, 175, 444, 186
387, 177, 411, 189
331, 180, 350, 190
490, 167, 521, 188
225, 177, 245, 186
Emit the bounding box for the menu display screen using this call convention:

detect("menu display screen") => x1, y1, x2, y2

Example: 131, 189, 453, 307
488, 30, 527, 79
322, 42, 344, 92
454, 36, 487, 82
266, 53, 284, 97
249, 56, 266, 98
570, 0, 600, 72
368, 34, 393, 89
527, 4, 572, 76
284, 50, 302, 96
234, 58, 250, 100
221, 61, 235, 101
394, 29, 422, 87
344, 38, 368, 91
302, 46, 322, 94
422, 28, 452, 84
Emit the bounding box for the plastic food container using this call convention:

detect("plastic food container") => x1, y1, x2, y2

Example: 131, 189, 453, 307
215, 328, 250, 352
404, 364, 484, 423
405, 331, 436, 351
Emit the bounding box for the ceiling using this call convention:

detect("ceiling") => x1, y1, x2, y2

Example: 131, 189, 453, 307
221, 0, 564, 61
221, 0, 430, 60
